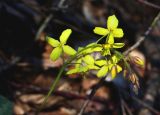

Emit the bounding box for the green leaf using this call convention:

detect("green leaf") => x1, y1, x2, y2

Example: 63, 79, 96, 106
60, 29, 72, 45
97, 65, 108, 77
46, 36, 60, 47
50, 47, 62, 61
63, 45, 76, 55
0, 95, 13, 115
112, 43, 125, 48
83, 55, 95, 65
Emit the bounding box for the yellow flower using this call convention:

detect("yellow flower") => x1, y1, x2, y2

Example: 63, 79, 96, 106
67, 55, 99, 75
101, 42, 125, 56
46, 29, 76, 61
93, 15, 124, 44
96, 55, 122, 78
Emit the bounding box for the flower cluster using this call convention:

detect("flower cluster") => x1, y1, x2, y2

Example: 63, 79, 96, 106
47, 15, 125, 79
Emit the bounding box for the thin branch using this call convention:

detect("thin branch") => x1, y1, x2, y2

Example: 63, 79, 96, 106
0, 57, 20, 73
132, 97, 160, 115
53, 19, 96, 38
122, 99, 133, 115
10, 79, 160, 114
58, 0, 68, 8
35, 14, 53, 40
10, 82, 110, 105
78, 74, 108, 115
121, 98, 127, 115
123, 11, 160, 56
138, 0, 160, 10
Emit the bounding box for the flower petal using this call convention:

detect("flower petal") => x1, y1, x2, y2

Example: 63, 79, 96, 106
111, 66, 117, 79
50, 47, 62, 61
111, 65, 122, 79
107, 34, 114, 44
67, 68, 79, 74
79, 66, 88, 73
60, 29, 72, 44
63, 45, 76, 55
83, 55, 95, 65
92, 47, 102, 52
88, 65, 99, 70
76, 59, 82, 68
107, 15, 118, 30
111, 55, 118, 63
112, 43, 125, 48
116, 65, 122, 73
93, 27, 109, 35
46, 36, 60, 47
95, 60, 107, 66
103, 49, 111, 56
113, 28, 124, 38
97, 65, 108, 77
108, 63, 114, 70
78, 47, 84, 52
132, 56, 144, 67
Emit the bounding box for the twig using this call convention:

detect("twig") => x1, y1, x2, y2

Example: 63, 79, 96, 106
119, 90, 127, 115
132, 96, 160, 115
78, 74, 108, 115
10, 82, 110, 105
58, 0, 68, 8
35, 14, 53, 40
53, 19, 96, 38
121, 98, 127, 115
138, 0, 160, 10
123, 11, 160, 56
120, 89, 160, 115
0, 57, 20, 73
20, 0, 45, 15
10, 79, 160, 114
122, 99, 133, 115
35, 0, 69, 40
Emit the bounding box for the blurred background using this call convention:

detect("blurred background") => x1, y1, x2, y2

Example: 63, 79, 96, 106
0, 0, 160, 115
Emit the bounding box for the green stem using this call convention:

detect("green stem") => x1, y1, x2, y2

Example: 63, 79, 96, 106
123, 58, 132, 74
40, 44, 101, 110
40, 64, 67, 109
96, 35, 107, 44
